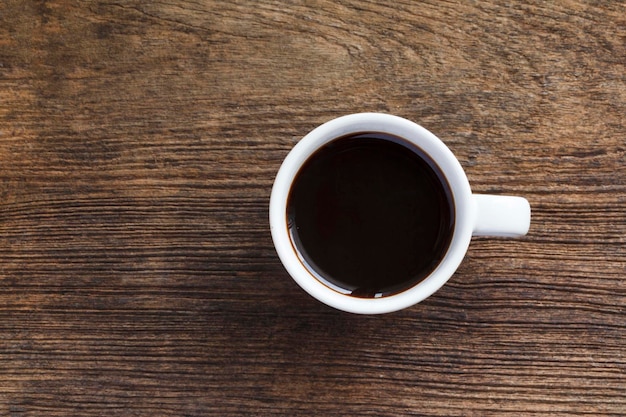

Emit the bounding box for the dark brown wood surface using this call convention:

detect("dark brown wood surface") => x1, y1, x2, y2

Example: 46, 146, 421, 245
1, 1, 624, 415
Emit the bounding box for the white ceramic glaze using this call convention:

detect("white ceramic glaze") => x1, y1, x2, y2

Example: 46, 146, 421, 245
270, 113, 530, 314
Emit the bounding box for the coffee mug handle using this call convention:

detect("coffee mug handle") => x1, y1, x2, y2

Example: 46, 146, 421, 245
472, 194, 531, 237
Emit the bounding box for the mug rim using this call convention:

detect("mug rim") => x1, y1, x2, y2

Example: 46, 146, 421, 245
270, 113, 474, 314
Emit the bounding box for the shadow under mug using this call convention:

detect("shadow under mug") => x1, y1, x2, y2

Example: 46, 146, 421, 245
270, 113, 530, 314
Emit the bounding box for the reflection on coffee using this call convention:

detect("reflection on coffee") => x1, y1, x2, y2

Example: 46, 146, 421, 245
287, 133, 455, 298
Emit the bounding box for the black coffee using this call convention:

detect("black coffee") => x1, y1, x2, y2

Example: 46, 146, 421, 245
287, 133, 455, 298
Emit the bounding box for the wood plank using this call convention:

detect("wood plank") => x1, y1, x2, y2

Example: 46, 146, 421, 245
1, 0, 624, 415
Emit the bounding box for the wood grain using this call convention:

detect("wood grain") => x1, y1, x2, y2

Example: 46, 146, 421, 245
1, 0, 624, 415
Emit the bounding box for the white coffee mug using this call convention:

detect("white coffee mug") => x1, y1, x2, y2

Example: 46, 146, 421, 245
270, 113, 530, 314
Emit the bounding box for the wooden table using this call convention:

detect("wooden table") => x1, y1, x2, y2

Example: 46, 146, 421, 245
1, 1, 624, 415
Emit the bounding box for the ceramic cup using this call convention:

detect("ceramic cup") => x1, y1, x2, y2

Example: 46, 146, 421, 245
270, 113, 530, 314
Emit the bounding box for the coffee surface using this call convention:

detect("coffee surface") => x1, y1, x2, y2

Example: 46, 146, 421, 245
287, 133, 454, 298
